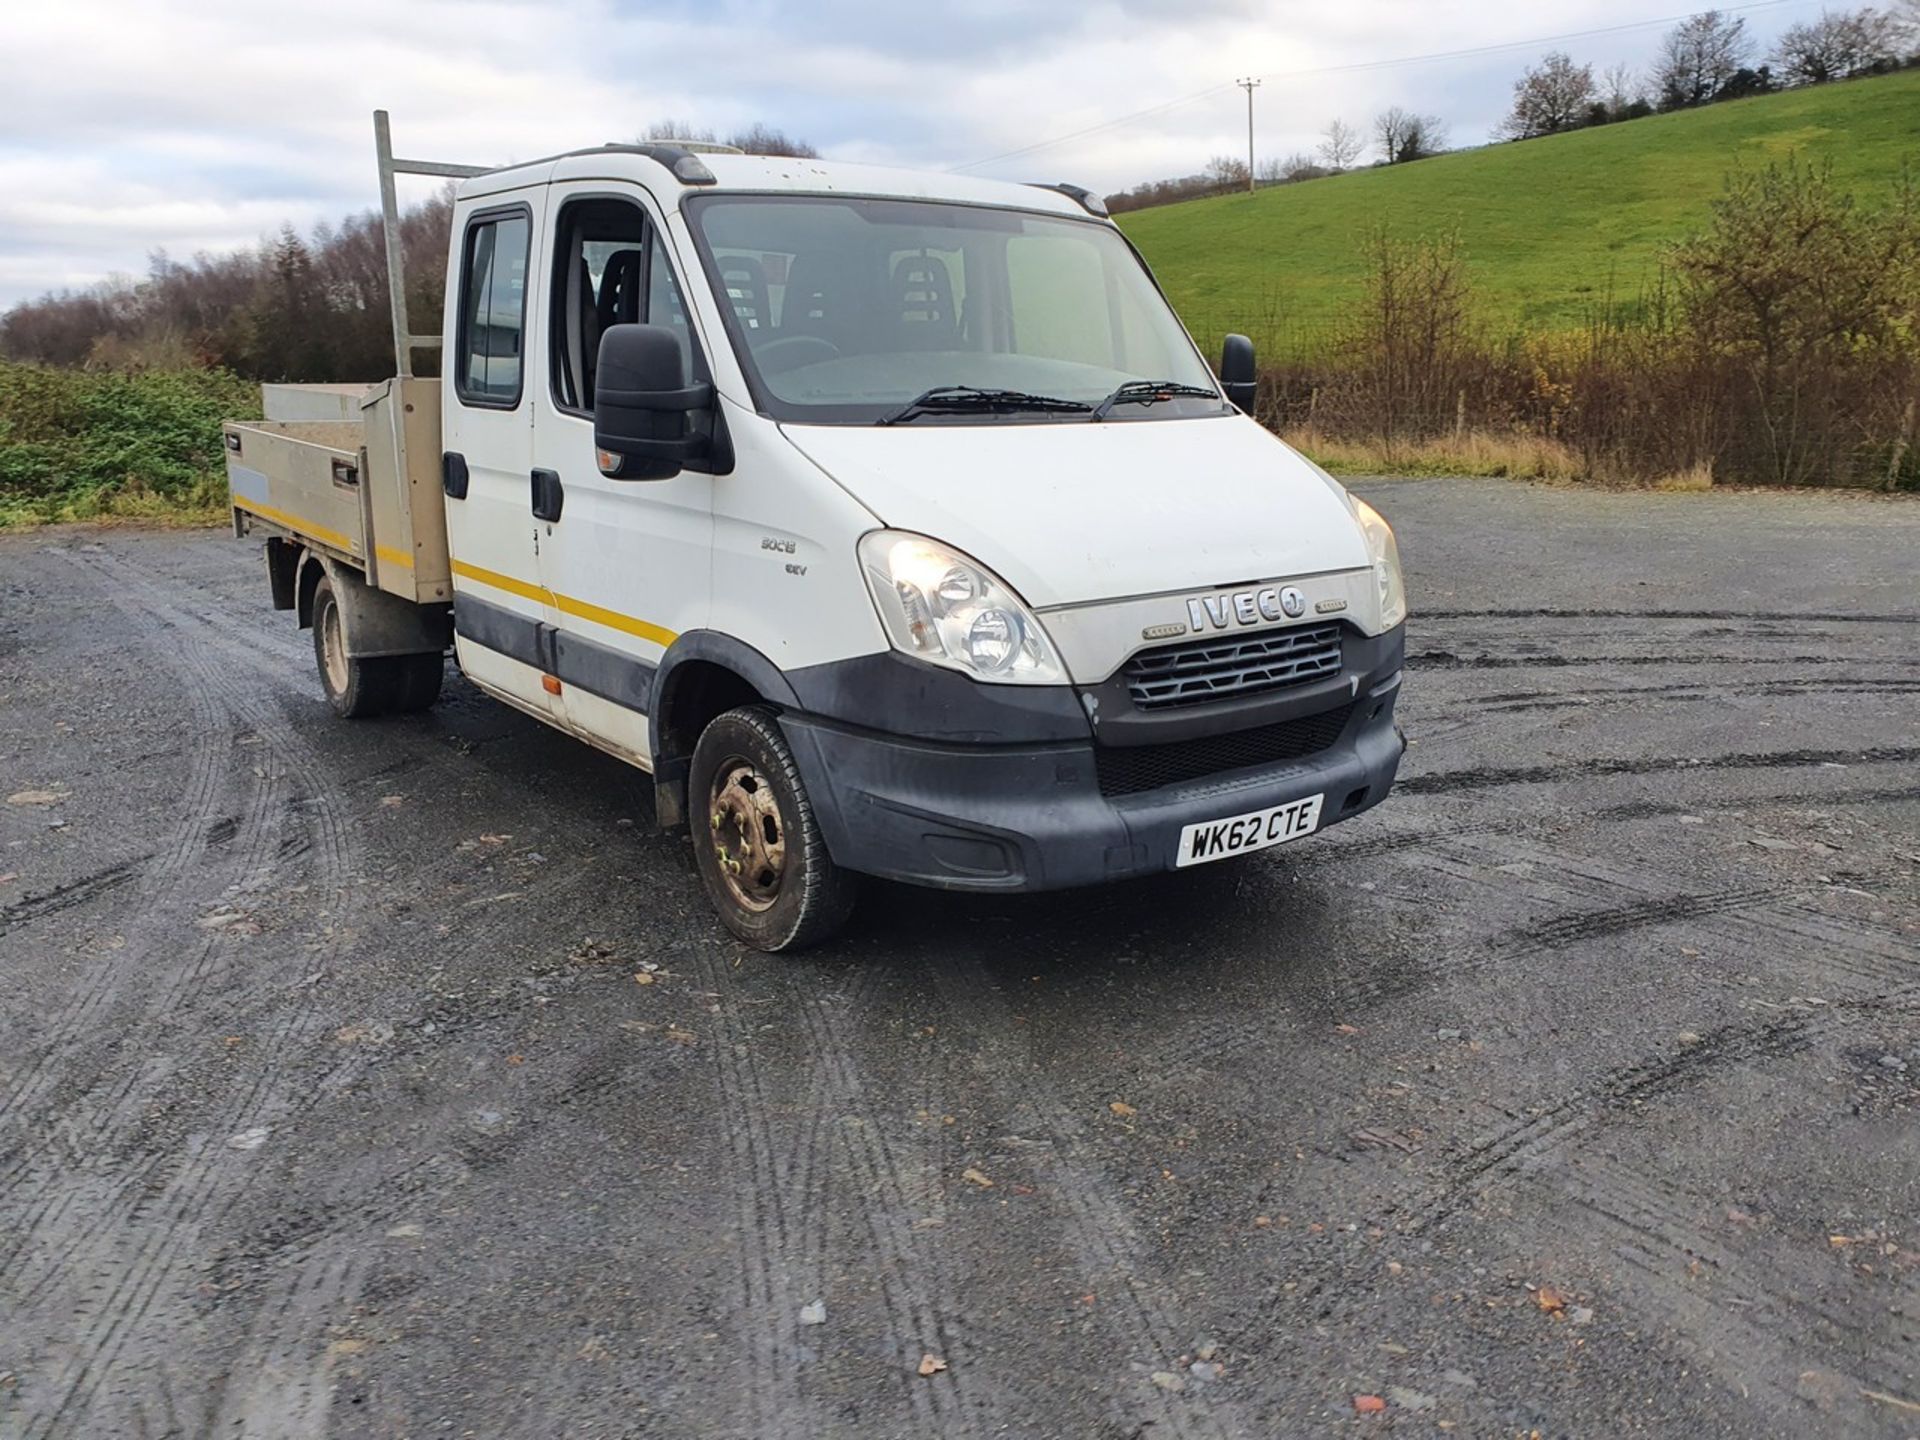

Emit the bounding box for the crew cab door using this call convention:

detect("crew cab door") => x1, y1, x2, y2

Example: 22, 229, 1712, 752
529, 185, 715, 764
442, 192, 562, 720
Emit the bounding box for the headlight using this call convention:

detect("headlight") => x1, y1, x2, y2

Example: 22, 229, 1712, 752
1353, 499, 1407, 630
858, 531, 1066, 685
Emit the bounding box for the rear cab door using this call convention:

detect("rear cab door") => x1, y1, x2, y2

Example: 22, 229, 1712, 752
442, 183, 561, 720
529, 176, 716, 764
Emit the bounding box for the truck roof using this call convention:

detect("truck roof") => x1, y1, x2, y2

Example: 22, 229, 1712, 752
458, 147, 1098, 217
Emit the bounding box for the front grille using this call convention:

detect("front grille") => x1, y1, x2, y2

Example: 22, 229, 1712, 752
1123, 623, 1343, 711
1094, 703, 1354, 798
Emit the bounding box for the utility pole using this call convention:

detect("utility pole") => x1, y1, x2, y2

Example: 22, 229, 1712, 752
1236, 77, 1261, 193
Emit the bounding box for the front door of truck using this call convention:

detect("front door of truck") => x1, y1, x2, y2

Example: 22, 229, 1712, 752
529, 185, 715, 764
442, 191, 562, 721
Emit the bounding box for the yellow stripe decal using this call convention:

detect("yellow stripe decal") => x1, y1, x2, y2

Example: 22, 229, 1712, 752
553, 591, 677, 647
236, 497, 413, 573
450, 558, 546, 605
450, 559, 676, 648
232, 497, 356, 554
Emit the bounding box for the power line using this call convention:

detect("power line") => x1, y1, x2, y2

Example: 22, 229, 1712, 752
950, 0, 1805, 172
951, 81, 1240, 175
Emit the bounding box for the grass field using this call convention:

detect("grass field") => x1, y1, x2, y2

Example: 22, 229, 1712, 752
1122, 68, 1920, 344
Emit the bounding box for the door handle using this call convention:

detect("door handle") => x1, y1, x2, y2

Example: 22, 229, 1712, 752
442, 451, 469, 500
531, 468, 564, 523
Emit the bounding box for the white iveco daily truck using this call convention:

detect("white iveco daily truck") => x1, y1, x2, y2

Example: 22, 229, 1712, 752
224, 113, 1408, 950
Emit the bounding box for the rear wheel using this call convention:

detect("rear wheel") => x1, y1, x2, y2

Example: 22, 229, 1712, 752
386, 652, 445, 713
689, 706, 857, 952
311, 576, 443, 718
312, 576, 388, 718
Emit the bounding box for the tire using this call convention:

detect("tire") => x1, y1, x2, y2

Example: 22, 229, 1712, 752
386, 652, 445, 714
688, 706, 857, 952
311, 575, 394, 719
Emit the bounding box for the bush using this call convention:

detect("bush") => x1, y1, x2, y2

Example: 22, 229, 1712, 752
0, 363, 259, 526
1245, 161, 1920, 489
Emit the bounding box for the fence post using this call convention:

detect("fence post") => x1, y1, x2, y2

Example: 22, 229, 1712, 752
1455, 389, 1466, 441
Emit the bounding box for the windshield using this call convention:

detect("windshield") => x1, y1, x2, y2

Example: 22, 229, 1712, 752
684, 194, 1225, 425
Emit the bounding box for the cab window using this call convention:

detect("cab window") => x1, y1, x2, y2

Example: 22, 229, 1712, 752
456, 210, 530, 406
550, 197, 698, 415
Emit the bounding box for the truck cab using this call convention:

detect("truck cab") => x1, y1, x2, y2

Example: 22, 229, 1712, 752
227, 124, 1407, 950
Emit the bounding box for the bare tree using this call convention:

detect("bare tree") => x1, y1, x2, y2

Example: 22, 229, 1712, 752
1205, 154, 1251, 189
640, 117, 718, 143
1280, 152, 1328, 182
1374, 108, 1449, 164
1894, 0, 1920, 42
1771, 8, 1901, 85
1652, 10, 1754, 108
1, 191, 457, 379
639, 119, 818, 156
1318, 119, 1363, 171
724, 123, 820, 158
1601, 62, 1642, 111
1497, 51, 1599, 139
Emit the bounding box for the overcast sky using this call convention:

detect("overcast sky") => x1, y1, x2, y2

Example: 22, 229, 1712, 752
0, 0, 1835, 307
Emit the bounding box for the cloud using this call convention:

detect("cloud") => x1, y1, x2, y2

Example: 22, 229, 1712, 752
0, 0, 1830, 306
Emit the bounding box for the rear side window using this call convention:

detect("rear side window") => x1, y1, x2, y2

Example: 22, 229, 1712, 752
457, 212, 530, 406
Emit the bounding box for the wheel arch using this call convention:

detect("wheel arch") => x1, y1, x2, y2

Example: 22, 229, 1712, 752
306, 555, 450, 659
294, 548, 328, 630
649, 631, 801, 830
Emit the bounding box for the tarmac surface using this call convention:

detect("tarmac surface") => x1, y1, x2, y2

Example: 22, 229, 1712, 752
1, 477, 1916, 1438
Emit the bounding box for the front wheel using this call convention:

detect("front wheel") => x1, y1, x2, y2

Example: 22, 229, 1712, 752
688, 706, 857, 952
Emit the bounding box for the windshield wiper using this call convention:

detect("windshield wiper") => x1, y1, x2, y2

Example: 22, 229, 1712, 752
1090, 379, 1224, 422
878, 385, 1093, 426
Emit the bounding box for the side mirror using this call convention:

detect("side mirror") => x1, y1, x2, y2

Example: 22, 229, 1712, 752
593, 324, 715, 481
1220, 333, 1257, 415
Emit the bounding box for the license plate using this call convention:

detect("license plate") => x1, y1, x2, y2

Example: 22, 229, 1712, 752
1176, 793, 1324, 867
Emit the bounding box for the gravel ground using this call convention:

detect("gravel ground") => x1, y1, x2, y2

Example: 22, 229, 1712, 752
1, 477, 1916, 1439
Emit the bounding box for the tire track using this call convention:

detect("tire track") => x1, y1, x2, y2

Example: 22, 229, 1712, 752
1416, 607, 1920, 624
1720, 904, 1919, 990
1498, 884, 1790, 952
1399, 745, 1920, 797
1326, 819, 1913, 1013
1297, 781, 1920, 870
788, 981, 996, 1439
6, 549, 370, 1440
1403, 991, 1919, 1234
207, 1152, 472, 1435
1449, 676, 1920, 717
1407, 1013, 1816, 1231
0, 592, 237, 1138
1411, 649, 1907, 671
1564, 1161, 1918, 1406
1328, 886, 1792, 1014
921, 960, 1239, 1440
0, 857, 151, 938
1588, 781, 1920, 822
681, 952, 849, 1440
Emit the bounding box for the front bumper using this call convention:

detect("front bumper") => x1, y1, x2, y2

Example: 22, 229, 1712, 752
781, 662, 1405, 893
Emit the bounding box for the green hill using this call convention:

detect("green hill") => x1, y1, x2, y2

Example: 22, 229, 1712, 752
1121, 68, 1920, 345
